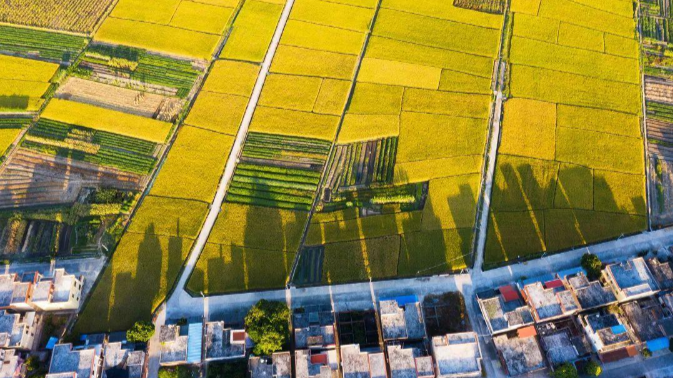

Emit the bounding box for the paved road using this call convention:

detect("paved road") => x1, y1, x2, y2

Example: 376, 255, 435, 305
166, 0, 298, 311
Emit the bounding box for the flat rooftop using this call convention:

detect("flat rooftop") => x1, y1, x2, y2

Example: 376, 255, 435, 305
493, 334, 545, 376
103, 342, 144, 378
341, 344, 386, 378
294, 308, 336, 349
387, 345, 419, 378
523, 282, 578, 321
585, 313, 631, 349
49, 344, 98, 378
540, 332, 579, 366
204, 322, 245, 360
567, 274, 616, 309
159, 325, 187, 365
295, 349, 337, 378
647, 258, 673, 290
478, 290, 534, 333
432, 332, 481, 377
0, 350, 20, 378
380, 300, 425, 341
607, 258, 657, 297
0, 275, 16, 308
621, 299, 669, 342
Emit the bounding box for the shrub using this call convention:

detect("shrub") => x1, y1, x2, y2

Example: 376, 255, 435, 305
245, 300, 290, 356
581, 253, 602, 280
126, 320, 154, 343
584, 360, 602, 376
642, 347, 652, 358
552, 363, 578, 378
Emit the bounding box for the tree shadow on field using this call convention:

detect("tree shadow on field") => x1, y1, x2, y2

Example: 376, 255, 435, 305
0, 96, 29, 111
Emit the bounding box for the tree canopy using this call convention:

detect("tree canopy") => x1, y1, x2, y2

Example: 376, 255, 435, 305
126, 320, 155, 343
552, 363, 578, 378
245, 300, 290, 356
584, 360, 602, 376
581, 253, 602, 280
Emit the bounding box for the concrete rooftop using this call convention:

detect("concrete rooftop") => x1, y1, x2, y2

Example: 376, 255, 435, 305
204, 321, 245, 360
607, 258, 657, 297
567, 274, 617, 310
103, 342, 144, 378
380, 300, 425, 341
48, 344, 99, 378
432, 332, 481, 377
493, 334, 545, 376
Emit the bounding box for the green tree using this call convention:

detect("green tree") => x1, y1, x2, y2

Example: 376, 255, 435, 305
552, 363, 578, 378
245, 300, 290, 356
581, 253, 602, 280
126, 320, 155, 343
584, 360, 602, 376
642, 347, 652, 358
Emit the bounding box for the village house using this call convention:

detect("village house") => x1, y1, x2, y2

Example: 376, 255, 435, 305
46, 343, 102, 378
431, 332, 482, 378
340, 344, 387, 378
603, 257, 658, 302
379, 296, 426, 342
0, 311, 40, 350
294, 349, 338, 378
477, 286, 534, 335
249, 352, 291, 378
492, 326, 546, 377
204, 321, 246, 362
579, 310, 637, 363
519, 277, 580, 323
102, 342, 145, 378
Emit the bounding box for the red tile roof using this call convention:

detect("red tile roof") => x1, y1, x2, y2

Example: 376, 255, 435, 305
544, 279, 564, 289
499, 285, 520, 302
231, 331, 246, 342
517, 326, 537, 338
311, 353, 327, 365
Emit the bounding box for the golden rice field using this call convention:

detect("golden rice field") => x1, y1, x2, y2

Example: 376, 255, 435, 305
0, 0, 114, 33
484, 0, 646, 268
0, 55, 59, 112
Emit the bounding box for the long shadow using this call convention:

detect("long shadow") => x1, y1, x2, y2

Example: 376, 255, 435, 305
0, 96, 29, 110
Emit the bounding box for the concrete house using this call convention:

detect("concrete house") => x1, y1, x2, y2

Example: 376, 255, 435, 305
293, 307, 335, 350
386, 345, 434, 378
563, 270, 617, 311
0, 350, 23, 378
46, 343, 102, 378
580, 310, 637, 363
158, 325, 188, 366
477, 286, 534, 335
621, 297, 673, 351
204, 321, 246, 362
492, 327, 545, 377
379, 297, 426, 342
0, 311, 40, 350
603, 257, 658, 302
0, 274, 34, 313
646, 258, 673, 291
519, 279, 580, 323
30, 269, 83, 312
102, 342, 145, 378
536, 318, 591, 367
340, 344, 387, 378
431, 332, 482, 378
249, 352, 291, 378
294, 349, 338, 378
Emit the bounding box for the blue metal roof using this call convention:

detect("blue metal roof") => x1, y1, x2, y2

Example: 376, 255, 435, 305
46, 337, 58, 350
647, 337, 669, 351
557, 266, 587, 279
611, 325, 627, 335
187, 323, 202, 363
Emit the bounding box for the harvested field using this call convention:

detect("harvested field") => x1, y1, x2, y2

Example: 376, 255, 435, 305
55, 78, 184, 122
0, 0, 114, 33
0, 149, 143, 209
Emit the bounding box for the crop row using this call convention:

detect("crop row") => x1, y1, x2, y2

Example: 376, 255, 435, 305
0, 25, 87, 63
647, 100, 673, 123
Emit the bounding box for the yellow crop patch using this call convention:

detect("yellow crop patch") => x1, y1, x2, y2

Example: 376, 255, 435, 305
209, 203, 308, 251
511, 0, 541, 15
366, 36, 494, 79
556, 105, 641, 138
593, 170, 647, 215
127, 196, 209, 239
491, 155, 559, 211
556, 127, 644, 174
0, 128, 21, 156
169, 1, 235, 34
42, 99, 172, 143
0, 81, 50, 111
281, 20, 365, 55
0, 55, 59, 82
96, 18, 220, 60
313, 79, 351, 116
510, 65, 641, 114
604, 33, 640, 58
306, 212, 422, 245
220, 0, 284, 62
382, 0, 503, 29
250, 106, 340, 140
538, 0, 634, 37
291, 0, 373, 31
500, 98, 556, 161
151, 126, 234, 202
110, 0, 181, 24
337, 115, 400, 143
402, 88, 491, 119
421, 175, 481, 230
439, 70, 492, 94
557, 22, 604, 52
322, 236, 400, 283
358, 58, 441, 89
397, 112, 486, 163
373, 8, 500, 58
512, 13, 559, 44
185, 92, 249, 135
271, 45, 357, 79
510, 37, 639, 84
349, 83, 403, 115
394, 155, 483, 184
202, 60, 260, 97
259, 74, 322, 112
553, 163, 593, 210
